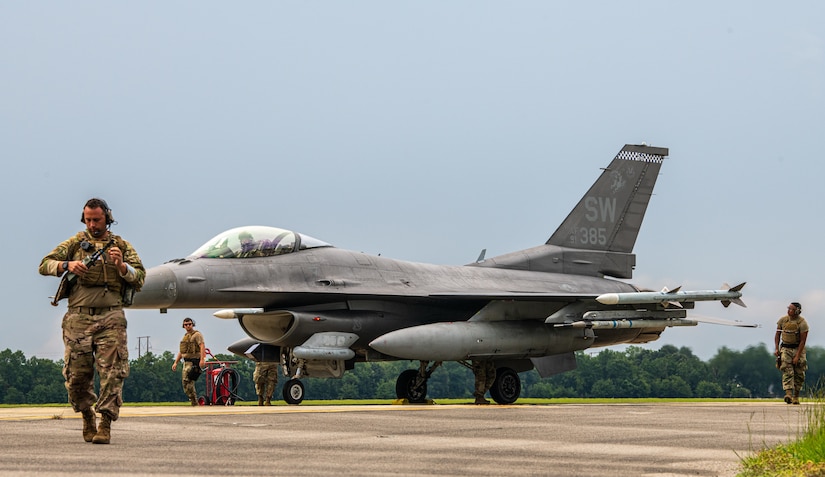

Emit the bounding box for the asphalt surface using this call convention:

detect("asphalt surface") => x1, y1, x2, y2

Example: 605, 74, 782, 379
0, 401, 808, 477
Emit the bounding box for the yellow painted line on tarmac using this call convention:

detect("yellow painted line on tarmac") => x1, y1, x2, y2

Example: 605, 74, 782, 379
0, 403, 515, 422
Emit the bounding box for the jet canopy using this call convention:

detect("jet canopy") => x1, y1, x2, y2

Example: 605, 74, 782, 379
188, 225, 332, 259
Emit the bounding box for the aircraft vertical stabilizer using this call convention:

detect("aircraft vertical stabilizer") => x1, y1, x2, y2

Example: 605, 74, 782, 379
476, 144, 668, 278
546, 144, 667, 253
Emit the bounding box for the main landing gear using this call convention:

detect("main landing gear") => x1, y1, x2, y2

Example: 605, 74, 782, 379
282, 378, 305, 405
394, 361, 522, 404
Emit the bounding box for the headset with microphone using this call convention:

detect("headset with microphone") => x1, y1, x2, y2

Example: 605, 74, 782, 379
80, 197, 115, 225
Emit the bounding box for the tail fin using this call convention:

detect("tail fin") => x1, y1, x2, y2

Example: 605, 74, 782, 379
546, 144, 667, 252
475, 144, 668, 279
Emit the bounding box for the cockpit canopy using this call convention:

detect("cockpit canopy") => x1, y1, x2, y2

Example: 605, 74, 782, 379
189, 226, 332, 259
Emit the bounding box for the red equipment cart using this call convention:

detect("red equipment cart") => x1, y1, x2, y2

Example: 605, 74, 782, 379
197, 349, 241, 406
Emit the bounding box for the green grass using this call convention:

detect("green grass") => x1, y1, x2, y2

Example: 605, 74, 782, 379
737, 397, 825, 477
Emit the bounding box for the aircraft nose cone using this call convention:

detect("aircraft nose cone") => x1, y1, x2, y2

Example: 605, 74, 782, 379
130, 265, 178, 309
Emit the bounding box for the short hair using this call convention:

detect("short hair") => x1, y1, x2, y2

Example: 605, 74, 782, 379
81, 198, 114, 225
791, 302, 802, 311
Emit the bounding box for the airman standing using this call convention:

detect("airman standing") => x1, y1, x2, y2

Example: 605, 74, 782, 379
775, 302, 809, 404
254, 361, 280, 405
172, 317, 206, 405
472, 359, 496, 404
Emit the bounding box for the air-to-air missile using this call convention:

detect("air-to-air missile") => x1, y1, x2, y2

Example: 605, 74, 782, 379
596, 282, 746, 308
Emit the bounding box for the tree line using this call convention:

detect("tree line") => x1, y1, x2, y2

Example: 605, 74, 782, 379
1, 343, 823, 405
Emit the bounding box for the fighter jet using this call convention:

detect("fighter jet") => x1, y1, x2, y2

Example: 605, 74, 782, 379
131, 144, 753, 404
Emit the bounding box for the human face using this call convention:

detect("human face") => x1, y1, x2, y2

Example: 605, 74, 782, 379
83, 206, 108, 238
788, 304, 800, 317
183, 321, 194, 329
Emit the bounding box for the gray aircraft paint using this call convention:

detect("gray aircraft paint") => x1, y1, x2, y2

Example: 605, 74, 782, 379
130, 144, 748, 404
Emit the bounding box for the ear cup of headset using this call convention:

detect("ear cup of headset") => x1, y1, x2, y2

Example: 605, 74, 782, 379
101, 199, 114, 224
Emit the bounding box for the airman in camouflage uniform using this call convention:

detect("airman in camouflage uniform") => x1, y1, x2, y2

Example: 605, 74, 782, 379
472, 359, 496, 404
38, 198, 145, 444
172, 317, 205, 405
775, 302, 809, 405
253, 361, 279, 405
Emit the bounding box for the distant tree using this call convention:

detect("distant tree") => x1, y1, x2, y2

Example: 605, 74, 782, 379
24, 356, 64, 404
123, 351, 179, 402
590, 378, 617, 397
695, 380, 725, 398
2, 344, 823, 403
0, 349, 64, 404
708, 344, 773, 398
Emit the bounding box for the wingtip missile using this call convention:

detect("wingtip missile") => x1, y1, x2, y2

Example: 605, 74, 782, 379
596, 283, 746, 307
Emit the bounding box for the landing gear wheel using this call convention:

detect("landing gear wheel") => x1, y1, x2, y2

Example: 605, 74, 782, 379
283, 378, 305, 405
490, 367, 521, 404
395, 369, 427, 403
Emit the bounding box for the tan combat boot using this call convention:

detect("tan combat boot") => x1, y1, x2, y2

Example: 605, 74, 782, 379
792, 390, 800, 405
92, 414, 112, 444
257, 395, 264, 406
190, 396, 198, 406
81, 409, 97, 443
265, 396, 272, 406
784, 389, 793, 404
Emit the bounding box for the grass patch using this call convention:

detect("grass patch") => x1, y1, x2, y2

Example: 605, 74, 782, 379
738, 395, 825, 477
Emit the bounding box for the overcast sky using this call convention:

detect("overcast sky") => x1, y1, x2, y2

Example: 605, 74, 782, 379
2, 2, 823, 363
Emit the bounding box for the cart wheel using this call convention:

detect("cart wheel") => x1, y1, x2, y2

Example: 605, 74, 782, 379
283, 379, 305, 405
198, 396, 207, 406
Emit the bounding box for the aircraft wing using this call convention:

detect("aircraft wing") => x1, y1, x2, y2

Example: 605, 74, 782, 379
428, 291, 598, 301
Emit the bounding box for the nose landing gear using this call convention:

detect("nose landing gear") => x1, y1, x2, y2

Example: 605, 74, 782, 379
395, 361, 442, 403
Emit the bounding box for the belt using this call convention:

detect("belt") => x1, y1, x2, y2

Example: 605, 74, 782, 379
70, 305, 122, 315
781, 343, 799, 349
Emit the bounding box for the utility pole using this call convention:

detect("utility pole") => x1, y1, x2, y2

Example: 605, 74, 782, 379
137, 336, 151, 358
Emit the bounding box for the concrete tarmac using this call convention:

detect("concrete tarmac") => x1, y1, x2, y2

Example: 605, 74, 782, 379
0, 401, 808, 477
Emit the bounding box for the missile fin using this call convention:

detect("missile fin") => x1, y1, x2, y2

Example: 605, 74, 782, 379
729, 282, 747, 292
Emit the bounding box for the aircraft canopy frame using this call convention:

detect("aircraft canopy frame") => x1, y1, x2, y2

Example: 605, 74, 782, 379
189, 225, 331, 259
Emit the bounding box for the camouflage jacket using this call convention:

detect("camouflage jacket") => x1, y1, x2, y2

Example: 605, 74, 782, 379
39, 230, 145, 307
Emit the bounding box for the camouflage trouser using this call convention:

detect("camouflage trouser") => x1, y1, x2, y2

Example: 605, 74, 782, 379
181, 360, 199, 402
779, 347, 807, 392
62, 308, 129, 420
472, 360, 496, 398
253, 363, 279, 398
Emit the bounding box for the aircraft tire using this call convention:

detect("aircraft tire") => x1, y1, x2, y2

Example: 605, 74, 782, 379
490, 367, 520, 404
283, 378, 305, 405
395, 369, 427, 403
